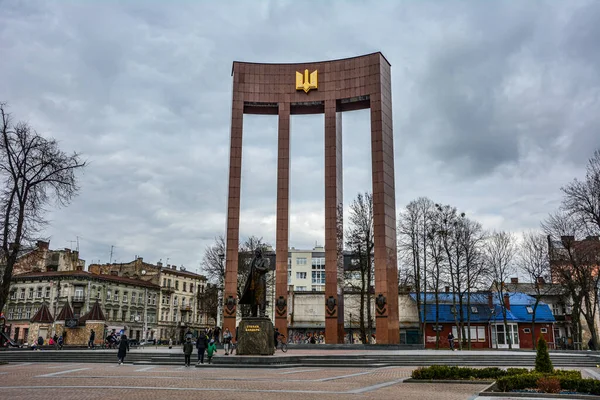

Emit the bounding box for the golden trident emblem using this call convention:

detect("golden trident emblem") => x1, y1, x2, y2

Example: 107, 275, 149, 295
296, 69, 318, 93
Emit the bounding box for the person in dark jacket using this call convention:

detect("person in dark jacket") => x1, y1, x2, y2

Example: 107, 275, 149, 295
88, 329, 95, 349
183, 337, 194, 367
117, 334, 130, 365
196, 332, 208, 365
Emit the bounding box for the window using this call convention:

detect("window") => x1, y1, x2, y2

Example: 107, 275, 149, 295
526, 306, 533, 314
121, 310, 127, 321
45, 287, 50, 298
152, 294, 157, 305
167, 279, 171, 288
106, 290, 111, 301
114, 290, 119, 302
296, 272, 307, 279
10, 291, 16, 300
296, 286, 307, 291
165, 296, 170, 305
7, 308, 13, 319
523, 328, 531, 334
161, 312, 164, 321
25, 307, 31, 319
74, 287, 84, 301
552, 303, 560, 315
123, 292, 128, 303
131, 292, 136, 304
470, 306, 478, 314
36, 287, 42, 298
312, 270, 325, 285
312, 257, 325, 270
28, 288, 33, 299
17, 307, 23, 319
296, 257, 307, 265
163, 278, 166, 287
172, 313, 176, 322
175, 281, 179, 290
19, 289, 25, 299
541, 328, 548, 334
183, 282, 187, 292
190, 283, 194, 293
182, 298, 186, 308
174, 297, 178, 306
288, 258, 291, 269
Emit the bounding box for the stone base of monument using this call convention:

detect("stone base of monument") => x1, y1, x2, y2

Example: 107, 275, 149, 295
236, 317, 275, 356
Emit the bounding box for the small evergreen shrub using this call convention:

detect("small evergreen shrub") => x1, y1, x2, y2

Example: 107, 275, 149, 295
535, 336, 554, 373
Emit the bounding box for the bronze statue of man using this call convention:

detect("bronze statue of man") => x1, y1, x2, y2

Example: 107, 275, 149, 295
239, 248, 270, 317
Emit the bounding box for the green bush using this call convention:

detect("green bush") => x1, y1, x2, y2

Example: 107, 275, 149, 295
411, 365, 527, 380
496, 371, 587, 394
535, 336, 554, 373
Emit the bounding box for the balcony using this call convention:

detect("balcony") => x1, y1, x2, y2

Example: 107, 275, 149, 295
181, 306, 192, 312
161, 286, 175, 294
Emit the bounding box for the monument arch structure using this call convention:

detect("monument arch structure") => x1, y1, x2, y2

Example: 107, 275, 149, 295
224, 52, 399, 344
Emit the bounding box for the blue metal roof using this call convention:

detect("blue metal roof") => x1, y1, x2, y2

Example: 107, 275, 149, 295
410, 292, 556, 324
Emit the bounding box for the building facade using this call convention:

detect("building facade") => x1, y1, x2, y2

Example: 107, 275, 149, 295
4, 270, 159, 344
89, 259, 209, 342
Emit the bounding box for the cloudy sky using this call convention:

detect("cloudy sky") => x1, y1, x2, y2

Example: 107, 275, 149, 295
1, 0, 599, 273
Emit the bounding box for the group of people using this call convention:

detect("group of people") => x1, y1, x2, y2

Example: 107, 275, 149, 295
181, 329, 220, 367
31, 333, 64, 350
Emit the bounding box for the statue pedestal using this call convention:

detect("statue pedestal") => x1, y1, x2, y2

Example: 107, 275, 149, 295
236, 317, 275, 356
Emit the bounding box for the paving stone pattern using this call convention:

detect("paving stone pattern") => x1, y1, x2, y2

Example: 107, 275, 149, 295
0, 362, 489, 399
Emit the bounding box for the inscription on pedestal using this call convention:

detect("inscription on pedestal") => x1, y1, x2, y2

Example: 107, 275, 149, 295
236, 318, 274, 356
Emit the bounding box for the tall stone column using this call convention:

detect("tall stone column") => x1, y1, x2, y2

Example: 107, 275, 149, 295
223, 93, 244, 335
370, 57, 399, 344
275, 102, 290, 337
324, 99, 344, 344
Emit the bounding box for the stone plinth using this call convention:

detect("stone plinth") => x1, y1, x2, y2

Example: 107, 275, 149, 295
236, 317, 274, 356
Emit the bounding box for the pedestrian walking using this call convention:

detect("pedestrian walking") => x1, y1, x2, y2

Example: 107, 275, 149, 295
448, 332, 455, 351
88, 329, 95, 349
223, 328, 232, 355
117, 334, 130, 365
196, 331, 208, 365
168, 337, 173, 349
183, 337, 193, 367
206, 339, 217, 364
57, 334, 64, 350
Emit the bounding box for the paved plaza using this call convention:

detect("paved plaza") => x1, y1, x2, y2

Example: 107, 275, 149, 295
0, 362, 490, 400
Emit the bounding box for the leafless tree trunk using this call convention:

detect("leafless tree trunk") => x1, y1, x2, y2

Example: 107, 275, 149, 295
519, 231, 553, 349
0, 103, 85, 314
344, 192, 374, 344
484, 231, 517, 349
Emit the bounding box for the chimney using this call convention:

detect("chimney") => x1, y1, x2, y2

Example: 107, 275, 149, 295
171, 265, 176, 270
157, 261, 163, 268
504, 293, 511, 311
510, 277, 518, 284
445, 286, 450, 293
487, 292, 493, 309
37, 241, 50, 250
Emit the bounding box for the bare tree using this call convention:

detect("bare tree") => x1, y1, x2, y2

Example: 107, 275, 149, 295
398, 197, 434, 344
344, 192, 374, 344
426, 206, 447, 348
542, 212, 599, 349
0, 103, 85, 313
484, 231, 517, 349
561, 149, 600, 233
200, 235, 226, 285
518, 231, 554, 349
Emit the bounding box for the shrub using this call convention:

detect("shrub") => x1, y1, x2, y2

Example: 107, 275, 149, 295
535, 336, 554, 373
537, 377, 561, 393
496, 371, 587, 394
411, 365, 527, 380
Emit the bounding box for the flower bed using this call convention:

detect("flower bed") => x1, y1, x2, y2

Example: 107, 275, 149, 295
494, 370, 600, 396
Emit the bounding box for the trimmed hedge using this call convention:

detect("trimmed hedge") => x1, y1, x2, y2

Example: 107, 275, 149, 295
496, 370, 586, 393
411, 365, 527, 380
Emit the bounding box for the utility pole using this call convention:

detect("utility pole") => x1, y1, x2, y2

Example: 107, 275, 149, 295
109, 246, 114, 264
143, 288, 148, 341
76, 236, 80, 252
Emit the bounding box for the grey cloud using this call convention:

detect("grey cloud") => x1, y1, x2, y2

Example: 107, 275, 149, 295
1, 0, 598, 269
